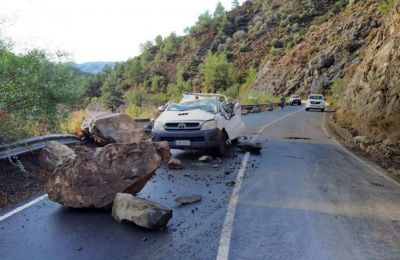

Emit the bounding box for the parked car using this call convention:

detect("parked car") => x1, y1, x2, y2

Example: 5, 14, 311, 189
152, 93, 245, 155
289, 95, 302, 106
305, 94, 325, 112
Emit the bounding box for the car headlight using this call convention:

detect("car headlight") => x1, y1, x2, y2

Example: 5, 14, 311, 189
153, 121, 164, 130
201, 120, 217, 130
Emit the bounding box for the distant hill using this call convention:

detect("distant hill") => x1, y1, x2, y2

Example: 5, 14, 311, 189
72, 61, 117, 74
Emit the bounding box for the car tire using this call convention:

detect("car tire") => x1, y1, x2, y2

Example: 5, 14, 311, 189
305, 108, 309, 111
321, 108, 325, 112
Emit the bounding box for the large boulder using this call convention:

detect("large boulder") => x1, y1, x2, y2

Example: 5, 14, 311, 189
46, 141, 171, 208
82, 113, 145, 145
38, 141, 77, 172
112, 193, 172, 230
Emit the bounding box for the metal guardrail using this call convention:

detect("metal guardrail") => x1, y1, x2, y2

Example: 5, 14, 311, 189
0, 134, 80, 160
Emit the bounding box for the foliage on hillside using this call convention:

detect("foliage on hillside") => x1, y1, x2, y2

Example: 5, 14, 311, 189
86, 0, 357, 116
0, 43, 91, 142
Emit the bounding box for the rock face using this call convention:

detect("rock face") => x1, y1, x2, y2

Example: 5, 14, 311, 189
82, 113, 145, 145
340, 1, 400, 143
112, 193, 172, 230
38, 141, 77, 172
253, 1, 381, 97
46, 141, 170, 208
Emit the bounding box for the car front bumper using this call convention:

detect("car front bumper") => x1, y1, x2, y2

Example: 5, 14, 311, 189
306, 103, 325, 109
152, 128, 221, 149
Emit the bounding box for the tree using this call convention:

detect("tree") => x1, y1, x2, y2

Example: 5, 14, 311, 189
200, 52, 237, 93
232, 0, 240, 8
124, 57, 144, 85
214, 2, 225, 19
100, 67, 123, 111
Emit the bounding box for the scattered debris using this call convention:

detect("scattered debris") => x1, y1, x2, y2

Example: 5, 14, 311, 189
226, 181, 235, 186
212, 164, 219, 168
175, 195, 202, 205
353, 135, 373, 144
168, 158, 183, 170
237, 142, 263, 153
370, 182, 384, 187
112, 193, 172, 230
224, 170, 230, 175
251, 107, 261, 113
241, 109, 249, 115
198, 155, 212, 162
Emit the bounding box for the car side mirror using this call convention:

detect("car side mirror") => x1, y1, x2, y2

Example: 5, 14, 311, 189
158, 105, 165, 112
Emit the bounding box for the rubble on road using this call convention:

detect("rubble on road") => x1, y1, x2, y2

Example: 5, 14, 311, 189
251, 107, 261, 113
198, 155, 212, 162
81, 113, 145, 145
46, 141, 170, 208
241, 109, 249, 115
112, 193, 172, 230
237, 142, 263, 153
168, 158, 183, 170
175, 195, 202, 205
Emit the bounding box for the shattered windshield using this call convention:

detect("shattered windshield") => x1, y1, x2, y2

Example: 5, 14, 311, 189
310, 95, 323, 100
168, 99, 218, 114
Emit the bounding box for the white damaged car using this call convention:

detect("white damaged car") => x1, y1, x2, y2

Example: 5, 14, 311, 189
152, 93, 245, 155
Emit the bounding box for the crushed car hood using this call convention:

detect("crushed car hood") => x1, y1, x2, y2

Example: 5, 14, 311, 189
157, 109, 215, 122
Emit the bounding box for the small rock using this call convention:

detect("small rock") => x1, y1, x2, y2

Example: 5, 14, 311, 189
251, 107, 261, 113
112, 193, 172, 230
168, 158, 183, 170
212, 164, 219, 168
353, 135, 372, 144
198, 155, 212, 162
237, 142, 263, 153
142, 237, 148, 241
175, 195, 202, 205
226, 181, 235, 186
224, 170, 230, 175
241, 109, 249, 115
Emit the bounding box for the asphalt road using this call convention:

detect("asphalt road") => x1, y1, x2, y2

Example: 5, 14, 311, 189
1, 106, 400, 260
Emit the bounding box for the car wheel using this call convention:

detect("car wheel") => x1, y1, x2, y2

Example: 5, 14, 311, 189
305, 108, 309, 111
321, 108, 325, 112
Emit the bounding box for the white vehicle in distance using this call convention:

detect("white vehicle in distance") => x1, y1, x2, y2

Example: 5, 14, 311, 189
152, 93, 245, 156
289, 95, 302, 106
305, 94, 325, 112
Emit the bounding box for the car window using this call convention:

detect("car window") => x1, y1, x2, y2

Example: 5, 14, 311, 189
309, 95, 323, 100
291, 95, 300, 99
168, 99, 218, 114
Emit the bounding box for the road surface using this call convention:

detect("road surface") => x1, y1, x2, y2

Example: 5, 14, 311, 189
1, 106, 400, 260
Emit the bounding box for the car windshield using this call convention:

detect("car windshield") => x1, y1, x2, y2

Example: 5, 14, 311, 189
309, 95, 323, 100
291, 95, 300, 99
167, 99, 218, 114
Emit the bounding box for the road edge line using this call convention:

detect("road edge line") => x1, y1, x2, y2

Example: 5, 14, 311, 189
216, 107, 304, 260
0, 194, 48, 222
321, 113, 400, 189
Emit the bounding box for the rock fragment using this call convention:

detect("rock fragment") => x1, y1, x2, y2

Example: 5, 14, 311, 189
237, 142, 263, 153
168, 158, 183, 170
38, 141, 77, 172
175, 195, 202, 205
112, 193, 172, 230
198, 155, 212, 162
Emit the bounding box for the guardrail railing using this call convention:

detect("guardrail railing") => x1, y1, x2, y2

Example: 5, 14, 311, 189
0, 134, 80, 160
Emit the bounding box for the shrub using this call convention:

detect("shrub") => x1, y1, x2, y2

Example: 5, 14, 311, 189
200, 52, 237, 93
223, 85, 239, 98
233, 30, 246, 41
271, 38, 284, 48
59, 110, 89, 136
378, 0, 394, 15
239, 45, 251, 52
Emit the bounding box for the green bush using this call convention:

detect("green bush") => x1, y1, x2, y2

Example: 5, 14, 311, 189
379, 0, 394, 15
200, 52, 237, 93
271, 38, 284, 48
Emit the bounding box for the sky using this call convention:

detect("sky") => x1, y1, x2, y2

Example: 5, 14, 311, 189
0, 0, 243, 63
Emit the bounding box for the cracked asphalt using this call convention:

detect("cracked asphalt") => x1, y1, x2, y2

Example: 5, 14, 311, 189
1, 106, 400, 260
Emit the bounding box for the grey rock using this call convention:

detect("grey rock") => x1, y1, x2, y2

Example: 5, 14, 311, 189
175, 195, 202, 205
112, 193, 172, 230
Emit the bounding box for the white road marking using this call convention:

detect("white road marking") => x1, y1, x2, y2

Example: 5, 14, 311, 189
0, 194, 48, 222
216, 107, 304, 260
321, 113, 400, 189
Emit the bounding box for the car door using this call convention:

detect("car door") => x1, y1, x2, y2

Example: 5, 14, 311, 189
222, 101, 245, 140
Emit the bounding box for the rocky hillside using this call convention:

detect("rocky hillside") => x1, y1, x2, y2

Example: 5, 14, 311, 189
339, 0, 399, 143
89, 0, 398, 144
